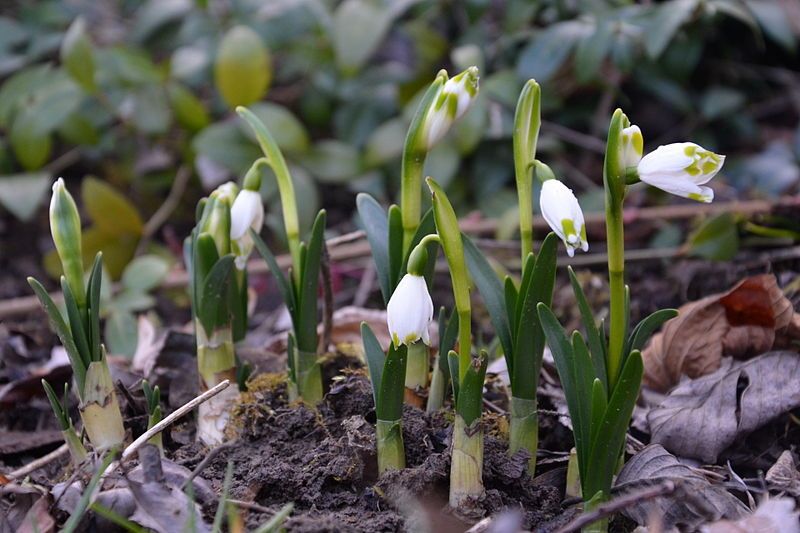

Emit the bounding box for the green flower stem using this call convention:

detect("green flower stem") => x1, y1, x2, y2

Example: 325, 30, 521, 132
404, 341, 429, 406
400, 148, 426, 254
196, 324, 236, 388
509, 396, 538, 475
291, 347, 323, 405
449, 415, 484, 508
236, 106, 302, 282
80, 358, 125, 452
605, 203, 626, 388
603, 109, 628, 389
426, 354, 447, 412
376, 419, 405, 473
513, 80, 541, 262
63, 427, 87, 466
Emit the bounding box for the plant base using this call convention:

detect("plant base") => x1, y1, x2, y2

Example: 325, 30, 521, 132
426, 362, 447, 412
509, 396, 538, 475
404, 342, 429, 408
449, 415, 484, 508
376, 419, 405, 474
80, 359, 125, 452
197, 325, 238, 446
289, 348, 323, 405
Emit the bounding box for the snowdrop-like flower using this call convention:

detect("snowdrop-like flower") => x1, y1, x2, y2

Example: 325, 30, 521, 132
387, 274, 434, 347
539, 179, 588, 257
637, 142, 725, 203
424, 67, 479, 149
229, 189, 264, 269
620, 125, 643, 168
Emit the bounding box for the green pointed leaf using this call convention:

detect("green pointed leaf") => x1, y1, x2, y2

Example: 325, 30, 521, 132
105, 310, 138, 357
504, 276, 518, 345
627, 309, 678, 354
356, 194, 391, 304
377, 342, 407, 421
463, 235, 513, 364
585, 350, 643, 498
61, 277, 90, 368
456, 352, 488, 426
295, 210, 326, 352
194, 233, 220, 289
287, 332, 296, 384
198, 255, 235, 335
387, 205, 403, 294
589, 378, 608, 447
568, 266, 607, 392
438, 308, 459, 375
87, 253, 103, 363
121, 254, 170, 292
250, 229, 295, 317
0, 172, 51, 221
511, 233, 558, 399
214, 25, 272, 109
42, 379, 70, 431
361, 322, 385, 408
28, 277, 86, 392
61, 17, 96, 92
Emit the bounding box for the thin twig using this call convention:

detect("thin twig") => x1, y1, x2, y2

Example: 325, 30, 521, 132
228, 499, 275, 514
182, 442, 235, 491
135, 165, 192, 255
554, 480, 677, 533
5, 443, 69, 480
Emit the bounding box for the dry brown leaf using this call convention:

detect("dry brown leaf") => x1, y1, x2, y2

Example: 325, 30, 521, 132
648, 351, 800, 463
643, 274, 800, 392
15, 496, 55, 533
615, 444, 747, 529
700, 498, 799, 533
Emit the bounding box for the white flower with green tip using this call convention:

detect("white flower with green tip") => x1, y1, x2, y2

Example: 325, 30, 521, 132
230, 189, 264, 269
424, 67, 479, 149
620, 125, 643, 168
387, 274, 433, 347
637, 142, 724, 203
539, 179, 588, 258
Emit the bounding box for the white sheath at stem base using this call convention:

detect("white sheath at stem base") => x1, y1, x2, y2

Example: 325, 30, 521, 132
449, 415, 484, 508
426, 356, 447, 412
509, 396, 538, 475
196, 324, 238, 446
80, 359, 125, 452
376, 419, 405, 474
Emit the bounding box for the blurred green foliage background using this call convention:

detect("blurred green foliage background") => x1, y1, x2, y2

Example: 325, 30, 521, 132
1, 0, 798, 276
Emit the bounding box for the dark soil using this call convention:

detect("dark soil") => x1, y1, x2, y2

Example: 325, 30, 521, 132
173, 373, 562, 532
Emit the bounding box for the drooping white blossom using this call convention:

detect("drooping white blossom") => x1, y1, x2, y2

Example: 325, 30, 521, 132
637, 142, 724, 203
620, 125, 643, 168
539, 179, 588, 258
387, 274, 434, 347
424, 67, 479, 149
230, 189, 264, 269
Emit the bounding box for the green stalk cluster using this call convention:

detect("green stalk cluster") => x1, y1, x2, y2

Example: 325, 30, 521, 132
187, 183, 244, 445
238, 107, 327, 405
30, 179, 125, 453
536, 109, 679, 531
42, 380, 87, 465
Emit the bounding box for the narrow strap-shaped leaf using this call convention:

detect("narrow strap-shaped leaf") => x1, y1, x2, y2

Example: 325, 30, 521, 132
503, 277, 518, 346
87, 253, 103, 363
42, 379, 69, 431
356, 194, 391, 304
627, 308, 678, 354
589, 378, 608, 448
448, 350, 460, 403
250, 229, 296, 316
28, 277, 86, 392
456, 351, 488, 426
511, 233, 558, 400
387, 205, 403, 294
571, 330, 597, 484
194, 233, 220, 290
513, 253, 537, 335
198, 255, 236, 335
61, 277, 91, 369
296, 210, 326, 353
620, 285, 631, 370
184, 233, 197, 319
230, 269, 248, 342
438, 308, 459, 374
463, 235, 513, 365
538, 303, 592, 483
377, 342, 407, 421
568, 266, 607, 392
286, 332, 296, 383
361, 322, 385, 408
585, 350, 643, 498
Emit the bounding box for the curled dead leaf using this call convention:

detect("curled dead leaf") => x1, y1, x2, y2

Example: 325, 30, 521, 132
643, 274, 800, 392
648, 351, 800, 463
700, 498, 799, 533
615, 444, 747, 530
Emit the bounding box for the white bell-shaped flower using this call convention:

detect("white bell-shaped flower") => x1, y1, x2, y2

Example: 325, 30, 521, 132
620, 125, 643, 168
424, 67, 479, 149
637, 142, 724, 203
387, 274, 434, 347
539, 179, 588, 258
230, 189, 264, 269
